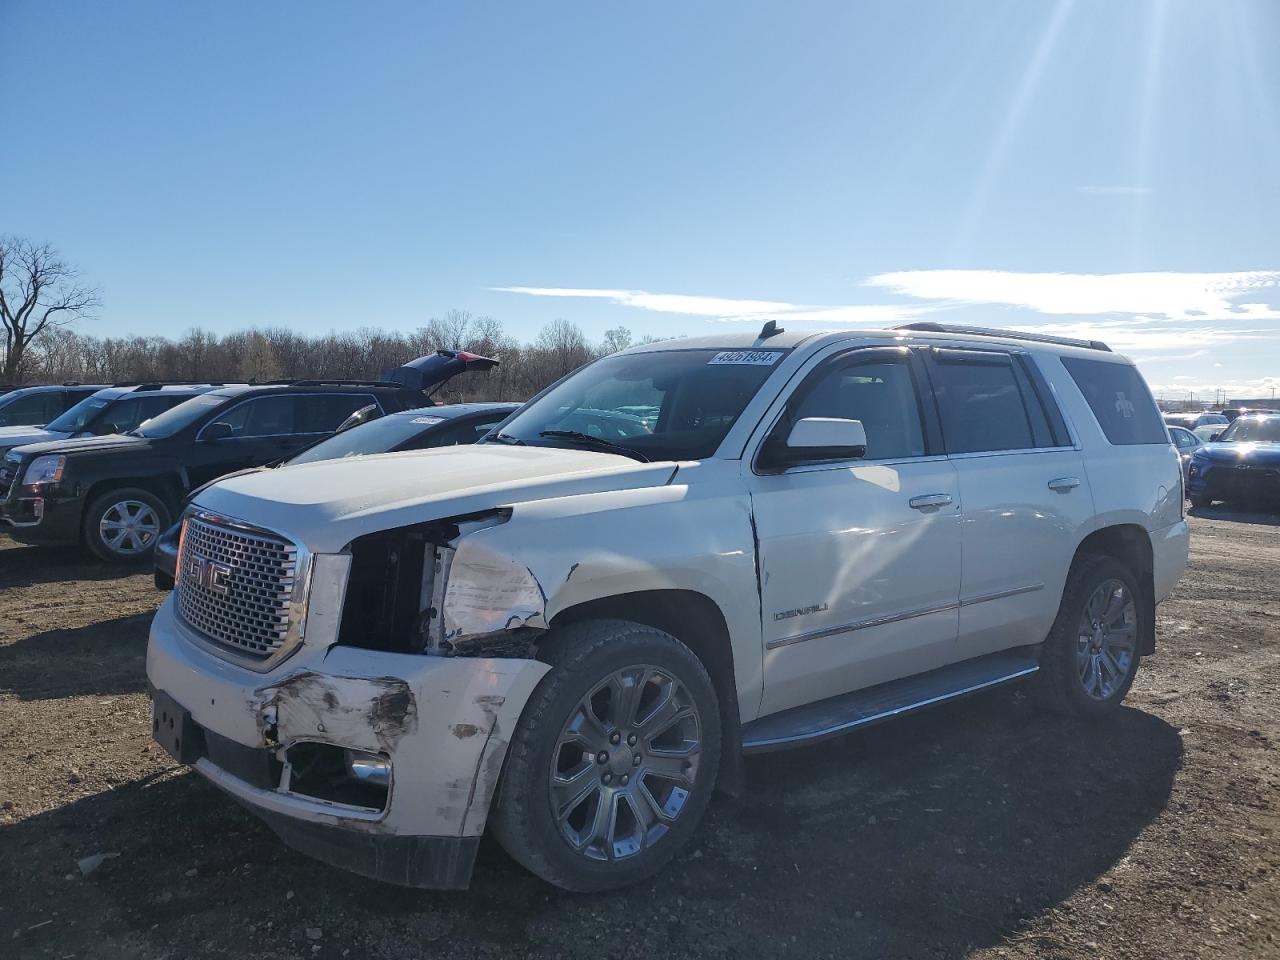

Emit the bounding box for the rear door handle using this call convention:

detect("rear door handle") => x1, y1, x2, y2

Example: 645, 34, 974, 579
1048, 477, 1082, 492
908, 493, 953, 510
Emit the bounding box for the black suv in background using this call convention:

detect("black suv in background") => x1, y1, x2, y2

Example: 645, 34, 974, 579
151, 400, 519, 588
0, 383, 228, 457
0, 351, 498, 561
0, 384, 109, 428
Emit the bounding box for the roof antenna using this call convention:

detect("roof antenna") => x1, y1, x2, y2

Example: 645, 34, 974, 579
759, 319, 784, 340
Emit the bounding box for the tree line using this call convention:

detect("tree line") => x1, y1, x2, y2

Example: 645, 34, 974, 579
14, 313, 647, 403
1, 235, 659, 401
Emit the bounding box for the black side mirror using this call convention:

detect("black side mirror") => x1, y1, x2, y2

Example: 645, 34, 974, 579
202, 421, 234, 442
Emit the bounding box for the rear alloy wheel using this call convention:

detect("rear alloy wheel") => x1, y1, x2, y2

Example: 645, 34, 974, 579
84, 488, 170, 562
491, 619, 721, 891
1075, 578, 1138, 701
1037, 554, 1144, 718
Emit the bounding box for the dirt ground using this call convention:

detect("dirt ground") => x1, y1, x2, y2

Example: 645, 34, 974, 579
1, 509, 1277, 960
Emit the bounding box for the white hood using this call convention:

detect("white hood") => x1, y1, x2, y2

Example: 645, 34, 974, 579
193, 444, 678, 553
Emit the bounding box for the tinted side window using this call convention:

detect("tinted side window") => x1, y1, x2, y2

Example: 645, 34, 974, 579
427, 416, 510, 448
790, 356, 926, 460
0, 392, 58, 426
93, 395, 183, 434
219, 396, 297, 437
930, 350, 1035, 454
297, 394, 377, 434
1060, 357, 1167, 445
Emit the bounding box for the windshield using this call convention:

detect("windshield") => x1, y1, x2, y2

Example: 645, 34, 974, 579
486, 348, 788, 461
288, 413, 440, 465
133, 394, 226, 438
1217, 417, 1280, 443
46, 395, 111, 433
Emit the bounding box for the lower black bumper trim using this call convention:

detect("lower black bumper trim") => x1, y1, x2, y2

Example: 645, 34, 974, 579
242, 803, 480, 890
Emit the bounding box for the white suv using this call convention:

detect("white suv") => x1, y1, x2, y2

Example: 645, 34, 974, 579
146, 323, 1189, 891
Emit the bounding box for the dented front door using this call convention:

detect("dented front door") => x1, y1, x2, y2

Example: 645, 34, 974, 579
746, 346, 964, 716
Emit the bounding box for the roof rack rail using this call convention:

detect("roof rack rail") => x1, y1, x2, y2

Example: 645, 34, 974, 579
893, 322, 1111, 353
107, 380, 234, 390
272, 379, 400, 388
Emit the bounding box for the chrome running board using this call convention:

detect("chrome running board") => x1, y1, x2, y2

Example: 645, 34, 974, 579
741, 647, 1041, 753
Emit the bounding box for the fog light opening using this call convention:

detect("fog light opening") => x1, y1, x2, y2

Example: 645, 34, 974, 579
345, 749, 392, 788
283, 741, 390, 811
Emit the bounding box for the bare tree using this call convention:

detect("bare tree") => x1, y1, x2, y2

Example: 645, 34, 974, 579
602, 326, 633, 354
0, 237, 100, 380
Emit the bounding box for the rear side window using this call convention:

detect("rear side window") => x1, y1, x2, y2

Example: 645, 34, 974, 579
1060, 357, 1166, 445
928, 350, 1036, 454
297, 394, 378, 434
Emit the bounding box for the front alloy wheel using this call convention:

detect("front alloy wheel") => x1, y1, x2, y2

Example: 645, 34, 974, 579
491, 619, 721, 891
84, 487, 172, 563
99, 499, 162, 556
550, 666, 702, 861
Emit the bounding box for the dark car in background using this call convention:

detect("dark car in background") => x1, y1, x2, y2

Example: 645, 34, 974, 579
0, 383, 227, 457
0, 383, 108, 428
0, 351, 498, 561
1186, 414, 1280, 508
152, 400, 519, 587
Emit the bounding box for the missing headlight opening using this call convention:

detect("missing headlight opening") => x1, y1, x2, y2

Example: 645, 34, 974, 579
337, 510, 546, 657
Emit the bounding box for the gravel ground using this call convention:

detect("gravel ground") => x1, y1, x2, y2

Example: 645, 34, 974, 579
1, 509, 1278, 959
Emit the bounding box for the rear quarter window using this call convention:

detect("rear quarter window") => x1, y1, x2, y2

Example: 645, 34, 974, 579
1060, 357, 1166, 445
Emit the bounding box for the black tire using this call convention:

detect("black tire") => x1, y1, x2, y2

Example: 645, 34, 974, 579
83, 487, 171, 563
1189, 493, 1212, 509
491, 619, 721, 892
1037, 554, 1144, 719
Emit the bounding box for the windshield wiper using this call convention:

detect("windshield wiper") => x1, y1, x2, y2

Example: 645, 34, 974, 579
485, 432, 527, 446
538, 430, 649, 462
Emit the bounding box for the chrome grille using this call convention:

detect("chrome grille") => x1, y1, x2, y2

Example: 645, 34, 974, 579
176, 516, 299, 658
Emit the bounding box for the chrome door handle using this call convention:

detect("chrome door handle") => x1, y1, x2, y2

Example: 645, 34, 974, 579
1048, 477, 1081, 492
908, 493, 953, 510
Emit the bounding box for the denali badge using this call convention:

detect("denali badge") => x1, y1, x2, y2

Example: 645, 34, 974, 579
774, 602, 829, 622
183, 552, 232, 595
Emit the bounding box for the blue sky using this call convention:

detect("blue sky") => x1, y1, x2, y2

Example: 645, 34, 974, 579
4, 0, 1278, 399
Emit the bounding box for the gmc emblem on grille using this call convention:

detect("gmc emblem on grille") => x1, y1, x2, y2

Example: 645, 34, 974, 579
183, 552, 233, 595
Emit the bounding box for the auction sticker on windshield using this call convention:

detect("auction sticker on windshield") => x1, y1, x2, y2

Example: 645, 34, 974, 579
708, 350, 783, 365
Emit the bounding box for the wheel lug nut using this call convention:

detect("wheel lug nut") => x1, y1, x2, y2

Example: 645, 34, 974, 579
596, 751, 608, 764
610, 732, 621, 745
627, 734, 637, 746
620, 775, 629, 785
602, 773, 612, 784
633, 754, 641, 766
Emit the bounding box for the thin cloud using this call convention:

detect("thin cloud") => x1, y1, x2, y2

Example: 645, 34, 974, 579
867, 269, 1280, 321
493, 286, 928, 325
1077, 185, 1153, 196
1008, 319, 1275, 352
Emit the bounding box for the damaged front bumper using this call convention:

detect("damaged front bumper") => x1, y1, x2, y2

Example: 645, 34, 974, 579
146, 596, 549, 889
